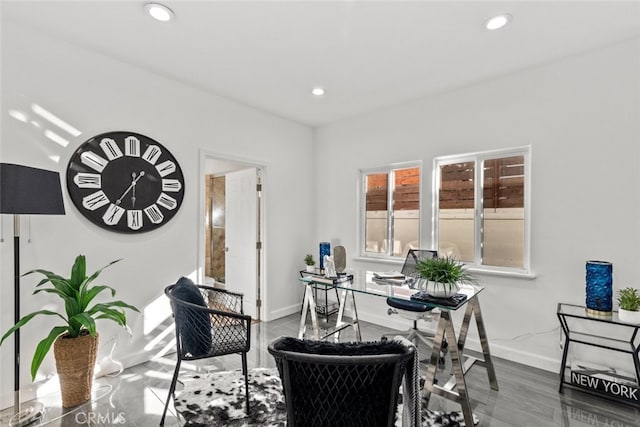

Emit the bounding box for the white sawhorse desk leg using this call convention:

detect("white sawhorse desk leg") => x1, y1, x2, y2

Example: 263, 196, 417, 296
422, 297, 498, 427
334, 283, 362, 342
298, 281, 362, 342
298, 282, 319, 339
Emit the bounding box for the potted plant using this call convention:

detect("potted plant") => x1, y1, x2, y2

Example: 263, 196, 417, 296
416, 255, 477, 298
0, 254, 139, 408
617, 287, 640, 324
304, 254, 316, 272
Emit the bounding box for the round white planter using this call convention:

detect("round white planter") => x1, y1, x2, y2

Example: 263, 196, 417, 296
425, 281, 460, 298
618, 308, 640, 324
305, 265, 315, 273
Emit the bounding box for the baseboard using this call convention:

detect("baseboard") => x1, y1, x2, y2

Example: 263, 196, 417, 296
463, 338, 560, 373
360, 311, 560, 373
357, 310, 436, 334
268, 302, 302, 321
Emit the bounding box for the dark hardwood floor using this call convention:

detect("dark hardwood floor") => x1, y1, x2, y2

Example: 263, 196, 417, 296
255, 313, 640, 427
47, 312, 636, 426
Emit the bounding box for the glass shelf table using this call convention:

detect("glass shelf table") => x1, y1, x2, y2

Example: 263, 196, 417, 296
557, 303, 640, 406
0, 383, 112, 426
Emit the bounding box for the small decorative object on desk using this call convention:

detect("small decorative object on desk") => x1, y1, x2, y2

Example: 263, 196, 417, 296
617, 287, 640, 324
585, 260, 613, 316
334, 245, 346, 273
304, 254, 315, 273
416, 255, 476, 298
323, 255, 337, 277
319, 242, 331, 270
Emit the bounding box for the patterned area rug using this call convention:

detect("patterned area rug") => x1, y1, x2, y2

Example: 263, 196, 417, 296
174, 368, 477, 426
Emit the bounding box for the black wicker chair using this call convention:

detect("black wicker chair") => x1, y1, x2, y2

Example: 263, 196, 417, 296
160, 279, 252, 426
268, 336, 416, 427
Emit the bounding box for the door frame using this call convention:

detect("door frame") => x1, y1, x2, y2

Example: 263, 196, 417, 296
197, 149, 266, 320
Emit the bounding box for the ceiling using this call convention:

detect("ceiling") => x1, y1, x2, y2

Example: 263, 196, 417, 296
3, 1, 640, 127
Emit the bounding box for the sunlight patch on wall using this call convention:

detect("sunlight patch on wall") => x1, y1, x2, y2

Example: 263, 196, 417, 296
143, 293, 171, 335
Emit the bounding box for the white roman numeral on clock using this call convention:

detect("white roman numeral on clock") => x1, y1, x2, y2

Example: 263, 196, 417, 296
103, 204, 125, 225
162, 179, 182, 192
100, 138, 123, 160
74, 173, 101, 189
125, 136, 140, 157
82, 190, 110, 211
80, 151, 108, 173
127, 210, 143, 230
142, 145, 162, 165
144, 204, 164, 224
156, 160, 176, 177
157, 193, 177, 210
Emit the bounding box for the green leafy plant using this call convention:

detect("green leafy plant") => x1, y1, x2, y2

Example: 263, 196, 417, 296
617, 287, 640, 312
0, 254, 139, 380
416, 255, 477, 292
304, 254, 315, 266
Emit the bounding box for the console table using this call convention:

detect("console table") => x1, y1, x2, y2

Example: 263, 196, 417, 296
557, 303, 640, 406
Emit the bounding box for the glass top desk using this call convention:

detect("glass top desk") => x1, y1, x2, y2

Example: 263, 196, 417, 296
298, 272, 499, 426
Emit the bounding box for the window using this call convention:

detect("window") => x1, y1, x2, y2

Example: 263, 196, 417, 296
361, 163, 421, 258
433, 146, 530, 273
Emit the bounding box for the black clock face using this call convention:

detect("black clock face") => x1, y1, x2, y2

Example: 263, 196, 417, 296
66, 131, 185, 233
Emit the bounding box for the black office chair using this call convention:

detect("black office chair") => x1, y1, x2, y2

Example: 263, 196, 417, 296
383, 250, 446, 359
268, 336, 417, 427
160, 278, 252, 426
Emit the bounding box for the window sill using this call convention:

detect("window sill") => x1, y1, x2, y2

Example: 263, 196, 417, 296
352, 257, 536, 280
352, 256, 404, 267
466, 267, 536, 280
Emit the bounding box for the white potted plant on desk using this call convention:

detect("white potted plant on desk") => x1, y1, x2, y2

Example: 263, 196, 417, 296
304, 254, 316, 273
617, 287, 640, 324
416, 255, 477, 298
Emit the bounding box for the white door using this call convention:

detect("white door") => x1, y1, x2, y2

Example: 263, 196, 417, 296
225, 168, 258, 319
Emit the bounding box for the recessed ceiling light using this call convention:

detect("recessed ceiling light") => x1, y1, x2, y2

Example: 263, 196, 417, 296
311, 87, 326, 96
484, 13, 512, 31
144, 3, 175, 22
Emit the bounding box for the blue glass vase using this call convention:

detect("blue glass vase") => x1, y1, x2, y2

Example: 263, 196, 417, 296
585, 260, 612, 316
319, 242, 331, 270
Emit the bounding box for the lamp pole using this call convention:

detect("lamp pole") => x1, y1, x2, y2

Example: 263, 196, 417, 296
13, 214, 20, 414
0, 163, 65, 426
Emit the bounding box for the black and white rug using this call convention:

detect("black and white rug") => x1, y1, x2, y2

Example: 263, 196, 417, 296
174, 368, 478, 427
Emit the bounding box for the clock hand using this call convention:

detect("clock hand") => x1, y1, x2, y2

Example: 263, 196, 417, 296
116, 171, 145, 205
131, 173, 137, 208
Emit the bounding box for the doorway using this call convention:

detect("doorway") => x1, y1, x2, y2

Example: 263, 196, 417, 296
199, 153, 264, 321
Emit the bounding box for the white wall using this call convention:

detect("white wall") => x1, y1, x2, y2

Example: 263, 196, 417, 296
0, 22, 314, 402
314, 38, 640, 372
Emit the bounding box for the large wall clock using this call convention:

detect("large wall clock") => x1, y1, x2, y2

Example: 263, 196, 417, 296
66, 131, 185, 233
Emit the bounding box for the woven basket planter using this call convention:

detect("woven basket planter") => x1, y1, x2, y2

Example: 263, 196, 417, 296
53, 331, 99, 408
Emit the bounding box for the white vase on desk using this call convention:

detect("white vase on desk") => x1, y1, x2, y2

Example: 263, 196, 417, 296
305, 265, 315, 273
618, 308, 640, 324
425, 281, 460, 298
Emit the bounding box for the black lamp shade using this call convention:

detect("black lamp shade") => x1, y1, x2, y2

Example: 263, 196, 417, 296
0, 163, 65, 214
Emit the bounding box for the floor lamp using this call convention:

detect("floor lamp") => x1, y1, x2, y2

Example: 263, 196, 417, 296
0, 163, 65, 426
